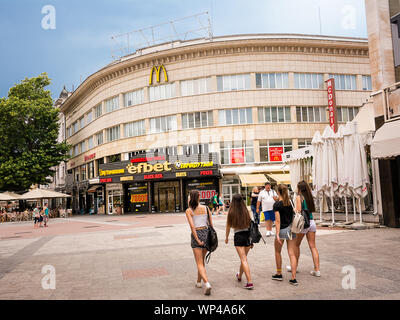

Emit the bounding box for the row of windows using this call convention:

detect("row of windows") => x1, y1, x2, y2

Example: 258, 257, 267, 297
70, 106, 359, 156
67, 73, 371, 137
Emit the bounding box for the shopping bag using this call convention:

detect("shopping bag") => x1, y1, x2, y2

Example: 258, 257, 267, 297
260, 211, 265, 222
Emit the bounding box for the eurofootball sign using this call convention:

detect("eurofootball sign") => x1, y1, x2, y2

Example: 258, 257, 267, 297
326, 78, 338, 133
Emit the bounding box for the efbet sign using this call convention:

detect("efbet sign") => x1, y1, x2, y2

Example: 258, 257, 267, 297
126, 161, 214, 174
149, 65, 168, 85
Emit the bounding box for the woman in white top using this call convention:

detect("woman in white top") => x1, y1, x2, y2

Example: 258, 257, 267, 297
185, 189, 213, 295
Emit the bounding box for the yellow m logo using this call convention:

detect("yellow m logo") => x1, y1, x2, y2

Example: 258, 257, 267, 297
149, 65, 168, 85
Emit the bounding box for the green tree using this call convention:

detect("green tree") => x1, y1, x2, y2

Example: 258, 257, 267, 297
0, 73, 70, 191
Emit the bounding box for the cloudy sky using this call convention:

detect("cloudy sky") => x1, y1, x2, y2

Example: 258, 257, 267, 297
0, 0, 367, 98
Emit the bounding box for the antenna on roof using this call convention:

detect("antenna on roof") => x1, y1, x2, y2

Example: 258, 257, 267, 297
110, 11, 213, 60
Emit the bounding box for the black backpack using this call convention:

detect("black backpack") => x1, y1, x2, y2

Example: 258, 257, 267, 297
205, 207, 218, 263
249, 220, 265, 244
301, 197, 311, 229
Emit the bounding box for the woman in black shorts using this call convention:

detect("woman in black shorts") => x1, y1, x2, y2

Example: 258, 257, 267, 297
185, 190, 213, 295
225, 194, 254, 290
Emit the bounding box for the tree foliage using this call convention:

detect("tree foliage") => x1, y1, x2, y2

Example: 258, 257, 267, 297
0, 73, 70, 191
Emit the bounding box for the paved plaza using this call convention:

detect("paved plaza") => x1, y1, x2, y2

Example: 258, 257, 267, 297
0, 213, 399, 300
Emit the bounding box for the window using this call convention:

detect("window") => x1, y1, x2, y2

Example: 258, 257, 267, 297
337, 107, 359, 122
183, 144, 210, 155
81, 165, 87, 181
329, 74, 357, 90
259, 139, 292, 163
149, 83, 176, 101
220, 141, 254, 165
362, 75, 372, 91
296, 107, 327, 122
294, 73, 324, 89
80, 141, 86, 153
88, 136, 94, 149
67, 127, 72, 137
107, 126, 120, 142
86, 111, 93, 124
125, 120, 145, 137
96, 132, 103, 145
217, 74, 251, 92
182, 111, 213, 129
124, 89, 144, 107
181, 77, 212, 96
256, 73, 289, 89
73, 121, 78, 134
218, 108, 252, 125
79, 117, 85, 130
258, 107, 291, 123
298, 139, 312, 149
105, 96, 119, 113
149, 115, 177, 133
94, 104, 102, 118
73, 145, 79, 156
107, 154, 121, 163
88, 161, 95, 179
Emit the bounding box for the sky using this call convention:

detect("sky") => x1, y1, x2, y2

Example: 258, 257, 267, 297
0, 0, 368, 99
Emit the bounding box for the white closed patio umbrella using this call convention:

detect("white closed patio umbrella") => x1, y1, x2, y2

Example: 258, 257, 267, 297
336, 125, 349, 222
311, 130, 324, 222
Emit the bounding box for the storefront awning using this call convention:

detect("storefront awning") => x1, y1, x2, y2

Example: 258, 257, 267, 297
371, 120, 400, 159
87, 185, 102, 193
266, 173, 291, 185
239, 174, 268, 187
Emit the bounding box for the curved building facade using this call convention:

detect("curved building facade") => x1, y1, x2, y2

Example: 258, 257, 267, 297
59, 34, 372, 214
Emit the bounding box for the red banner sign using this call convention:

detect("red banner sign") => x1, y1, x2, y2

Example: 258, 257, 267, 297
84, 153, 96, 162
326, 78, 338, 133
130, 194, 148, 203
269, 147, 283, 162
230, 149, 245, 164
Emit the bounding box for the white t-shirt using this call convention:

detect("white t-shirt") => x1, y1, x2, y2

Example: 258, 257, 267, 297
257, 189, 277, 212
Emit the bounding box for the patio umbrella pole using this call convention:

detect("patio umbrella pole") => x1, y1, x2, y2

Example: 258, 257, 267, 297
359, 198, 363, 224
353, 196, 356, 222
319, 193, 323, 222
345, 196, 348, 223
331, 189, 335, 226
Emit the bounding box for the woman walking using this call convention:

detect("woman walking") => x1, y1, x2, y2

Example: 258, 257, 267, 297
225, 194, 254, 290
272, 184, 299, 286
250, 187, 260, 225
287, 181, 320, 277
185, 190, 213, 295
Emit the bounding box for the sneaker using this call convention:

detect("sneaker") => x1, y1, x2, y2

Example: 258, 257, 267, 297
236, 272, 242, 282
272, 274, 283, 281
310, 270, 321, 277
244, 283, 254, 290
204, 282, 212, 295
289, 279, 298, 286
286, 266, 300, 273
266, 231, 271, 237
196, 282, 202, 288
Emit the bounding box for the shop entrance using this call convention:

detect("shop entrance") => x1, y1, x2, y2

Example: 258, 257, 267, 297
154, 181, 180, 213
222, 184, 240, 203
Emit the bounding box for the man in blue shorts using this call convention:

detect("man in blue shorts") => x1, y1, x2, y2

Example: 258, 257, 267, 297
256, 181, 278, 237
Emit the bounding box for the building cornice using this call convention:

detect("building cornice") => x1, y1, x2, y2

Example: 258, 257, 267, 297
60, 34, 369, 114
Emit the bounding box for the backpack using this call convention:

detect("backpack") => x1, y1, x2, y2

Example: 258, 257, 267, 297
205, 206, 218, 263
249, 220, 265, 244
290, 196, 310, 233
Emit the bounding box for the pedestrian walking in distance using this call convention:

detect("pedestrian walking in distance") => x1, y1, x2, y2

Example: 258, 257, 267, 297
225, 194, 254, 290
185, 189, 213, 295
43, 203, 49, 227
272, 184, 299, 286
250, 187, 260, 225
256, 181, 278, 237
33, 205, 40, 229
287, 181, 321, 277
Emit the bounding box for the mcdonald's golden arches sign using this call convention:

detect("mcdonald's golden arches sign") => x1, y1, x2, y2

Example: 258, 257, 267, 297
149, 65, 168, 85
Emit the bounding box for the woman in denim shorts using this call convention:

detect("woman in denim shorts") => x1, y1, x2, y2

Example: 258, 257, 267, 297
272, 184, 299, 286
288, 181, 320, 278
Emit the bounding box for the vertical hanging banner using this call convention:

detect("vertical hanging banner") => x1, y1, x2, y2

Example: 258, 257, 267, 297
326, 78, 338, 132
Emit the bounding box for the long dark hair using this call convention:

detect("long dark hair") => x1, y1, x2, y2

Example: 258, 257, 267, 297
297, 181, 316, 212
189, 190, 200, 210
277, 184, 291, 207
227, 194, 251, 229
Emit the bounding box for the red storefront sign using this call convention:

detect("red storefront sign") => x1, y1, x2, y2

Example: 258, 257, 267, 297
269, 147, 283, 162
144, 174, 163, 179
100, 178, 112, 183
130, 156, 165, 163
326, 78, 338, 133
200, 170, 213, 176
84, 153, 96, 162
230, 149, 245, 164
